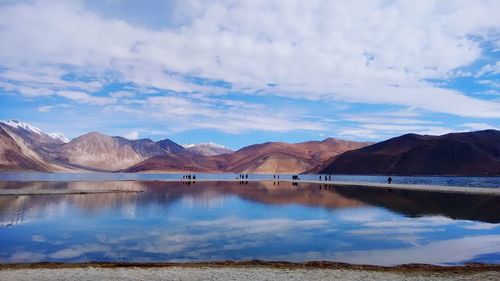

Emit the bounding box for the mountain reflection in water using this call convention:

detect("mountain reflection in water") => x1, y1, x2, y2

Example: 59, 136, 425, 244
2, 181, 498, 224
1, 180, 499, 265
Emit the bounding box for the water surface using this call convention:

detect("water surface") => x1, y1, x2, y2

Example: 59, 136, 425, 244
1, 180, 499, 266
1, 173, 499, 188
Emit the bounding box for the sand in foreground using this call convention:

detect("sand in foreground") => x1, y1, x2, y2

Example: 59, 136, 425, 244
1, 267, 499, 281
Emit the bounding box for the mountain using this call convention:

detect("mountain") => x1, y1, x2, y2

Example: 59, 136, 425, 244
319, 130, 500, 176
0, 121, 72, 171
48, 133, 69, 143
126, 138, 371, 173
222, 138, 372, 174
53, 132, 182, 171
183, 142, 233, 156
0, 126, 50, 171
157, 138, 186, 154
1, 120, 68, 152
124, 153, 224, 173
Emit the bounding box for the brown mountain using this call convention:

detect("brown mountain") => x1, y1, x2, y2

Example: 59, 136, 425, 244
0, 123, 72, 172
125, 138, 371, 173
319, 130, 500, 176
53, 132, 184, 171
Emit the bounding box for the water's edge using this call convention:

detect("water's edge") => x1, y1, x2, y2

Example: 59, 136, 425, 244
1, 261, 500, 271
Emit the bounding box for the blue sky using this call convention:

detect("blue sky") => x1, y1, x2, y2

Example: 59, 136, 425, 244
0, 0, 499, 150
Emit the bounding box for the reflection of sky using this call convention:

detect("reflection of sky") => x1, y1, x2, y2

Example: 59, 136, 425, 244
1, 185, 499, 265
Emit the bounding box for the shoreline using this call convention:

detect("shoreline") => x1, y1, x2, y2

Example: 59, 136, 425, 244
0, 189, 142, 196
1, 261, 499, 272
2, 266, 498, 281
1, 178, 499, 196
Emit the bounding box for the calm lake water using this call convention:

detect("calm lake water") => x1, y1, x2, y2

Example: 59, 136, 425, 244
1, 172, 500, 188
1, 179, 500, 266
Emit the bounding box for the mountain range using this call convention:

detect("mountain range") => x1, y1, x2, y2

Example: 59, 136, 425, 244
319, 130, 500, 176
1, 120, 499, 175
0, 120, 369, 173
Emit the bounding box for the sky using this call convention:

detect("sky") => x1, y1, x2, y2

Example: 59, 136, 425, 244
0, 0, 499, 150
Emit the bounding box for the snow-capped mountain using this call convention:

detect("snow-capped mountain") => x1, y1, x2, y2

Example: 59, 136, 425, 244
182, 142, 233, 156
3, 119, 45, 135
48, 132, 70, 143
2, 120, 69, 143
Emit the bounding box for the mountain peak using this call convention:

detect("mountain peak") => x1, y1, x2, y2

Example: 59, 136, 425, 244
183, 142, 228, 149
3, 119, 44, 135
182, 142, 233, 156
48, 132, 70, 143
1, 119, 69, 143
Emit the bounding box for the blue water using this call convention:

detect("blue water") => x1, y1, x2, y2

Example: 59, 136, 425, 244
1, 173, 499, 188
0, 180, 499, 266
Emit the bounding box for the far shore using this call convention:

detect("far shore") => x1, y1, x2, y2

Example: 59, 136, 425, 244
0, 189, 142, 196
1, 177, 499, 196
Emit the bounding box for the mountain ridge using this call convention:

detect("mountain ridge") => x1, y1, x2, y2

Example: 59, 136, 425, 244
319, 129, 500, 176
2, 120, 498, 175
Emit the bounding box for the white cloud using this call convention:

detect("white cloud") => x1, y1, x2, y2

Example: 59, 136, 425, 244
106, 94, 326, 133
37, 105, 53, 112
460, 123, 500, 131
57, 90, 116, 105
476, 61, 500, 77
109, 90, 134, 98
0, 0, 499, 134
463, 222, 498, 230
332, 235, 500, 266
123, 130, 139, 140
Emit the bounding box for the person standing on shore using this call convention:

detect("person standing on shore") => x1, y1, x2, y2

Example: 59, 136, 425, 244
388, 176, 392, 184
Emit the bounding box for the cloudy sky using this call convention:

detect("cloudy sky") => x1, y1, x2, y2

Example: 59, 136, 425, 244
0, 0, 499, 149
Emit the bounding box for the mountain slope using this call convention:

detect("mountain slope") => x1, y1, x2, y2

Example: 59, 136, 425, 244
183, 142, 233, 156
157, 138, 186, 154
126, 138, 371, 173
319, 130, 500, 176
0, 124, 73, 172
0, 126, 51, 171
53, 132, 186, 171
1, 120, 67, 153
54, 132, 165, 171
124, 153, 224, 173
222, 138, 372, 173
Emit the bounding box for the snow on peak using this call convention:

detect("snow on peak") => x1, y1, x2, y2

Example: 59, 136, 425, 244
3, 119, 44, 135
2, 119, 69, 143
182, 142, 229, 149
48, 132, 70, 143
182, 143, 195, 148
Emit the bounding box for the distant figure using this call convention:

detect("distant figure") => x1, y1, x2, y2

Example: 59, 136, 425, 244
245, 174, 248, 179
277, 175, 279, 180
387, 176, 392, 184
193, 175, 196, 180
273, 175, 276, 179
319, 175, 322, 181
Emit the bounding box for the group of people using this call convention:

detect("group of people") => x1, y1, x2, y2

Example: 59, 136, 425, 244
182, 174, 196, 180
319, 175, 332, 181
238, 174, 249, 179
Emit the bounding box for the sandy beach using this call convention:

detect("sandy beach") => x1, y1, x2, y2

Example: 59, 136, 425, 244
1, 263, 499, 281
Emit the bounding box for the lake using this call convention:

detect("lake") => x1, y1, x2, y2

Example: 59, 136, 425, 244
1, 178, 500, 266
1, 172, 500, 188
